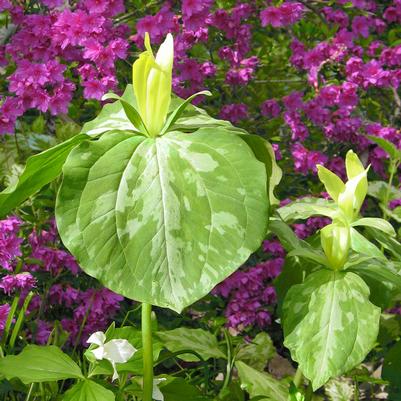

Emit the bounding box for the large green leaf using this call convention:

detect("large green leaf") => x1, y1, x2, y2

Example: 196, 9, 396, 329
56, 128, 268, 312
236, 333, 276, 371
0, 134, 88, 218
350, 228, 385, 259
283, 270, 380, 390
235, 361, 288, 401
156, 327, 225, 361
0, 345, 83, 384
63, 380, 115, 401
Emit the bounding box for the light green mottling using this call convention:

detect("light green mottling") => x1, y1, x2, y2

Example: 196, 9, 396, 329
282, 270, 380, 390
56, 128, 268, 312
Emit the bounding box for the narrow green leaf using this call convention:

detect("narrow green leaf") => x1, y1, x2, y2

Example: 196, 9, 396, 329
156, 328, 226, 361
63, 380, 115, 401
102, 93, 148, 136
367, 135, 401, 160
160, 90, 212, 135
0, 345, 84, 384
351, 217, 395, 236
317, 165, 345, 202
287, 248, 330, 267
0, 134, 88, 219
283, 270, 380, 390
277, 198, 337, 222
236, 361, 288, 401
268, 219, 304, 252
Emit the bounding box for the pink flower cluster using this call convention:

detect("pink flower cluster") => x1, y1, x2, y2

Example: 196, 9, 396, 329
0, 216, 124, 346
0, 0, 129, 134
213, 243, 284, 331
260, 2, 305, 28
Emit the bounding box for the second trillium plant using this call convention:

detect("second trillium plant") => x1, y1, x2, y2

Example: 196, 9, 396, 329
55, 34, 279, 400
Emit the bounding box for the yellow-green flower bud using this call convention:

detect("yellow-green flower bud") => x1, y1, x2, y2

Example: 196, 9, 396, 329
320, 223, 350, 270
132, 33, 174, 137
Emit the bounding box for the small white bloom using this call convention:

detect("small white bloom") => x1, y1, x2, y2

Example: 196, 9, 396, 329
153, 378, 167, 401
87, 331, 137, 381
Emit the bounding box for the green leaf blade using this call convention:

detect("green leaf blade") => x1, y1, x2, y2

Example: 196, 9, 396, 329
0, 345, 84, 384
56, 128, 268, 312
283, 270, 380, 390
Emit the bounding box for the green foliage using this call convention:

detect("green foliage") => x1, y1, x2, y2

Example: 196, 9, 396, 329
236, 333, 276, 371
156, 327, 226, 361
235, 361, 288, 401
0, 134, 88, 218
0, 345, 84, 384
56, 127, 270, 312
283, 270, 380, 390
63, 380, 115, 401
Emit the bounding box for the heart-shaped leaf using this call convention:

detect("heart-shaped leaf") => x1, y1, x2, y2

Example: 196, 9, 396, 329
56, 128, 268, 312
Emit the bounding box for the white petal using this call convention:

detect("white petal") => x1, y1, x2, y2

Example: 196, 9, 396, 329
155, 33, 174, 72
103, 339, 137, 363
87, 331, 106, 347
152, 378, 167, 401
111, 361, 119, 382
91, 346, 105, 361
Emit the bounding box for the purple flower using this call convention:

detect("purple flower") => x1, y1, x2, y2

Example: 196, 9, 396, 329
352, 16, 372, 38
0, 217, 23, 271
261, 99, 281, 118
220, 103, 248, 123
0, 304, 10, 333
261, 2, 304, 28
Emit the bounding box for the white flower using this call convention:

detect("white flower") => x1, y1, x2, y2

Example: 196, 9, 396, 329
87, 331, 137, 381
153, 378, 167, 401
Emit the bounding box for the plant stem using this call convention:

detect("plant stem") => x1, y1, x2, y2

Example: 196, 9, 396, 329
142, 303, 153, 401
293, 367, 303, 388
220, 329, 232, 394
383, 160, 399, 220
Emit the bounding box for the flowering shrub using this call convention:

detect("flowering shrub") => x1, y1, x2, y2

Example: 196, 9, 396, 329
0, 0, 401, 400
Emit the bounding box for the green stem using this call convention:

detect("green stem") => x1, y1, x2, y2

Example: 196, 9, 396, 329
293, 367, 303, 388
142, 303, 153, 401
220, 329, 232, 393
1, 295, 20, 347
383, 160, 399, 220
9, 292, 33, 349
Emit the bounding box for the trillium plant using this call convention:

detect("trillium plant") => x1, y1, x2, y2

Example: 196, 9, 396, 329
0, 29, 400, 401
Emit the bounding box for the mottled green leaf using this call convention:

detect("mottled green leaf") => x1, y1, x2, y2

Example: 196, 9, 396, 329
236, 333, 276, 371
0, 345, 83, 384
325, 379, 354, 401
283, 270, 380, 390
0, 134, 88, 219
236, 361, 288, 401
63, 380, 115, 401
156, 327, 225, 361
277, 198, 337, 222
56, 128, 268, 312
